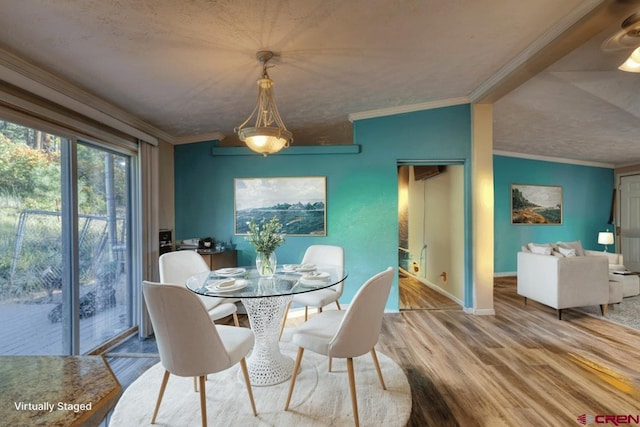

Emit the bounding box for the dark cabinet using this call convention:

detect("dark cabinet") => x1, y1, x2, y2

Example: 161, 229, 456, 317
198, 250, 238, 270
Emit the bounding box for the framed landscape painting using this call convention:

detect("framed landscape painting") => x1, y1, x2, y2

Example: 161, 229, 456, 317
235, 177, 326, 236
511, 184, 562, 225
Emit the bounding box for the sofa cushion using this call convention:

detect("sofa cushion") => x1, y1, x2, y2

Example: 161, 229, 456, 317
557, 240, 585, 256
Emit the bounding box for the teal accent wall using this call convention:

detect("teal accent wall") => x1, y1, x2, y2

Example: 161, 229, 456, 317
493, 155, 614, 273
174, 104, 472, 311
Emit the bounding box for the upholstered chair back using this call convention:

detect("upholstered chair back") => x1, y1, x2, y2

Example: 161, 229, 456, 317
142, 281, 232, 377
159, 250, 208, 284
328, 267, 393, 358
301, 245, 345, 295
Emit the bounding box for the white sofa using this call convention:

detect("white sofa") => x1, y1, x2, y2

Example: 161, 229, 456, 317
517, 242, 610, 320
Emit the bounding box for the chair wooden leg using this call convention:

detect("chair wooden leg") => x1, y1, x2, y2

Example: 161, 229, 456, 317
151, 370, 170, 424
370, 348, 386, 390
284, 347, 305, 411
318, 306, 323, 314
328, 357, 332, 372
279, 301, 292, 340
304, 306, 308, 321
601, 304, 608, 316
233, 312, 240, 327
194, 377, 198, 392
199, 376, 207, 427
239, 358, 257, 416
346, 357, 360, 427
335, 300, 341, 310
557, 309, 563, 320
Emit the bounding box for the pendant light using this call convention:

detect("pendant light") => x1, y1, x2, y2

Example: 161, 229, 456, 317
235, 51, 293, 156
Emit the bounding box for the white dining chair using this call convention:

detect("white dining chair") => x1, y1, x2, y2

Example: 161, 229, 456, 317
284, 267, 393, 427
159, 250, 239, 327
142, 281, 257, 427
280, 245, 344, 337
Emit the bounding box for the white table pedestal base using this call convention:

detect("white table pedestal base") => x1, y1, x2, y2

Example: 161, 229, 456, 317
241, 295, 294, 386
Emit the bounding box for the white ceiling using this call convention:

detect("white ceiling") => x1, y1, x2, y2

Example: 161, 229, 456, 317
0, 0, 639, 165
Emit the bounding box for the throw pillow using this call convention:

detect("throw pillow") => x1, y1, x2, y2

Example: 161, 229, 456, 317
557, 246, 576, 257
557, 241, 585, 256
529, 244, 552, 255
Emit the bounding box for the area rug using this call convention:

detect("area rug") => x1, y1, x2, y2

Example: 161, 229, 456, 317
574, 295, 640, 330
108, 342, 411, 427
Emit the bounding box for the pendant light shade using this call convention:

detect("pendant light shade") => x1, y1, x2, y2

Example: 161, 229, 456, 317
619, 46, 640, 72
235, 51, 293, 156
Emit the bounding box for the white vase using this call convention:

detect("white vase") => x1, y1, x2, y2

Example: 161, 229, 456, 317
256, 252, 277, 277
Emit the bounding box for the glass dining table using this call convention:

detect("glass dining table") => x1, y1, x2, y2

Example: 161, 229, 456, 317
186, 264, 347, 386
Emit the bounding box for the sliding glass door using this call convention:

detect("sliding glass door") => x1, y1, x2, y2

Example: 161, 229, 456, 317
76, 142, 132, 353
0, 119, 134, 355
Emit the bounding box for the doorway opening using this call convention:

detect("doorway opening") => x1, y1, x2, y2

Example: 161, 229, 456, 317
398, 163, 464, 310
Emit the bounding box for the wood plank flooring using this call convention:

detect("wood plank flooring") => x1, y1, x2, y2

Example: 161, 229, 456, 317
378, 276, 640, 426
105, 276, 640, 426
399, 271, 461, 310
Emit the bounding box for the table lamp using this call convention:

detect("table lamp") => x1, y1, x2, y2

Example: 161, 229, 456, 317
598, 230, 614, 252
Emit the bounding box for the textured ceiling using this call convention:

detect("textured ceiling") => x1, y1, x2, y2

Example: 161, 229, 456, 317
494, 17, 640, 166
0, 0, 639, 165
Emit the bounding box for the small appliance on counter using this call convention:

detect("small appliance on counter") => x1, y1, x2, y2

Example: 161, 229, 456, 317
159, 229, 173, 255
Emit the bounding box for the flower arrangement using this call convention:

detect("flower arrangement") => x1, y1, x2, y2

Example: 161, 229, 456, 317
245, 216, 285, 254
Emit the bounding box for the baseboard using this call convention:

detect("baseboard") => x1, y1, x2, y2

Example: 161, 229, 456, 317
464, 307, 496, 315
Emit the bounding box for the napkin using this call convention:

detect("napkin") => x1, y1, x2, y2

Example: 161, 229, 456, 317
206, 278, 236, 290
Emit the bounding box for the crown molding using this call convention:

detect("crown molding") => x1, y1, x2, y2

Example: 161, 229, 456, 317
174, 132, 226, 145
348, 97, 470, 122
0, 46, 174, 144
493, 150, 615, 169
211, 144, 361, 156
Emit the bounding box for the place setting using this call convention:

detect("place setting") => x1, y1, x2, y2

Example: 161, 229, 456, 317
202, 277, 248, 294
213, 267, 247, 277
298, 271, 331, 287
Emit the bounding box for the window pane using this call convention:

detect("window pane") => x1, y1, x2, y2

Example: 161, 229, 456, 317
0, 120, 65, 354
77, 142, 132, 353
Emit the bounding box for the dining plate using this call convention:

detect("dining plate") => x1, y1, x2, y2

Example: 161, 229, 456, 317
206, 279, 248, 293
296, 264, 316, 272
214, 267, 246, 277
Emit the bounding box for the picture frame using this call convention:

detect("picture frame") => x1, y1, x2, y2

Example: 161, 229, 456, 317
235, 177, 326, 236
511, 183, 562, 225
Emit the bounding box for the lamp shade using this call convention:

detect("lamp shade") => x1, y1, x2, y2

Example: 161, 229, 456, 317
598, 231, 614, 245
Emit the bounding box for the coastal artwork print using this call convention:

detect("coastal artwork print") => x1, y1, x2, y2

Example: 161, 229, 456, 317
235, 177, 326, 236
511, 184, 562, 224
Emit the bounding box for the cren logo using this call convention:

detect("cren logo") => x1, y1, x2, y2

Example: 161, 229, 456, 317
578, 414, 595, 425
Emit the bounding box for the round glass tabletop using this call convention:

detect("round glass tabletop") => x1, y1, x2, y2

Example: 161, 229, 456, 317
186, 264, 347, 299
